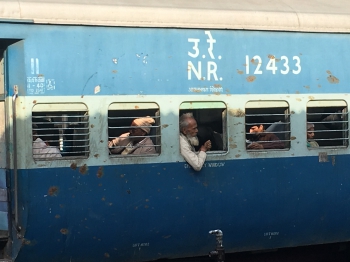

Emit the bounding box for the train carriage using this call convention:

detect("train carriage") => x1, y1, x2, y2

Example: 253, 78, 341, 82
0, 0, 350, 261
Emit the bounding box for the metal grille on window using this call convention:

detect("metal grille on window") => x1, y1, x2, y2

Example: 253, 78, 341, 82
108, 103, 161, 156
307, 100, 348, 148
32, 104, 90, 160
245, 101, 291, 150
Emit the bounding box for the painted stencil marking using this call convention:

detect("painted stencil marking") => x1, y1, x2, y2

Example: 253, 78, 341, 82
27, 58, 56, 94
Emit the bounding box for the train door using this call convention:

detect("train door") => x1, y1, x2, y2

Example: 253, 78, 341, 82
0, 49, 9, 246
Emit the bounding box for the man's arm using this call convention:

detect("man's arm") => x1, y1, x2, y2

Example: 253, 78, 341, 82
262, 133, 285, 149
180, 136, 206, 171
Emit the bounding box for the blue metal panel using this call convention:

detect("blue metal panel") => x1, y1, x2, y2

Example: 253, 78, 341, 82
12, 155, 350, 262
0, 23, 349, 97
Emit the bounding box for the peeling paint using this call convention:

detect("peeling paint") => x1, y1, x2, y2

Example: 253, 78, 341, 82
70, 163, 77, 170
237, 70, 244, 75
162, 124, 169, 129
246, 76, 256, 82
290, 136, 296, 140
94, 154, 99, 158
22, 239, 32, 246
79, 164, 88, 175
268, 54, 275, 59
228, 108, 245, 117
33, 100, 37, 104
60, 228, 69, 235
250, 58, 259, 65
48, 186, 59, 196
230, 144, 237, 149
327, 75, 339, 84
235, 154, 241, 158
308, 96, 315, 100
97, 167, 104, 178
91, 124, 94, 128
94, 85, 100, 94
331, 156, 336, 166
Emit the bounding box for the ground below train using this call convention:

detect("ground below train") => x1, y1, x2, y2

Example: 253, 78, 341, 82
153, 242, 350, 262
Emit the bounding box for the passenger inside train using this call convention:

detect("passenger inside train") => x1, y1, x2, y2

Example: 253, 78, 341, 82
246, 117, 285, 150
307, 122, 319, 148
108, 117, 156, 155
179, 113, 211, 171
32, 124, 62, 159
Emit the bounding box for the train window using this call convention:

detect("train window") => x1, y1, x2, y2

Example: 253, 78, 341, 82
179, 102, 227, 153
32, 103, 90, 160
108, 103, 160, 156
245, 101, 290, 150
307, 100, 348, 148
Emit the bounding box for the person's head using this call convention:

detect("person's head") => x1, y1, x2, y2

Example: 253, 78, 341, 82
179, 113, 199, 146
307, 122, 315, 139
249, 124, 264, 134
129, 117, 155, 143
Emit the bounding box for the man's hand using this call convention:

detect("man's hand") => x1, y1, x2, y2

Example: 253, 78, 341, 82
200, 140, 212, 152
247, 142, 263, 149
108, 139, 116, 147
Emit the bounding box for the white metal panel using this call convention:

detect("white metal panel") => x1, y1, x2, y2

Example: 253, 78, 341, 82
109, 102, 159, 110
0, 0, 350, 32
307, 100, 347, 107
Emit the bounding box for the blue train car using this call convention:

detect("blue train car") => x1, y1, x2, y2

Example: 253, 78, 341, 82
0, 0, 350, 261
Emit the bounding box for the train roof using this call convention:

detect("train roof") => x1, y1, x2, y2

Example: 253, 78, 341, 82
0, 0, 350, 33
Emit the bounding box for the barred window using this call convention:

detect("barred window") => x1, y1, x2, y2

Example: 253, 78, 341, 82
108, 103, 160, 156
179, 101, 227, 153
32, 103, 90, 160
245, 101, 290, 150
307, 100, 348, 148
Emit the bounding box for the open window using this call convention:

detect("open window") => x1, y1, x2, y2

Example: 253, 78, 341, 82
108, 103, 160, 156
307, 100, 348, 148
32, 103, 90, 160
245, 101, 290, 150
179, 101, 227, 153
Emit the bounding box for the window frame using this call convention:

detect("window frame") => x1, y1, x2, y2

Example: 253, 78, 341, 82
32, 103, 90, 160
245, 100, 291, 151
306, 100, 349, 149
179, 101, 227, 154
108, 102, 161, 157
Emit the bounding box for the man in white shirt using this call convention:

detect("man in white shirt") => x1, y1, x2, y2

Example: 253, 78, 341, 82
179, 113, 211, 171
32, 124, 62, 159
